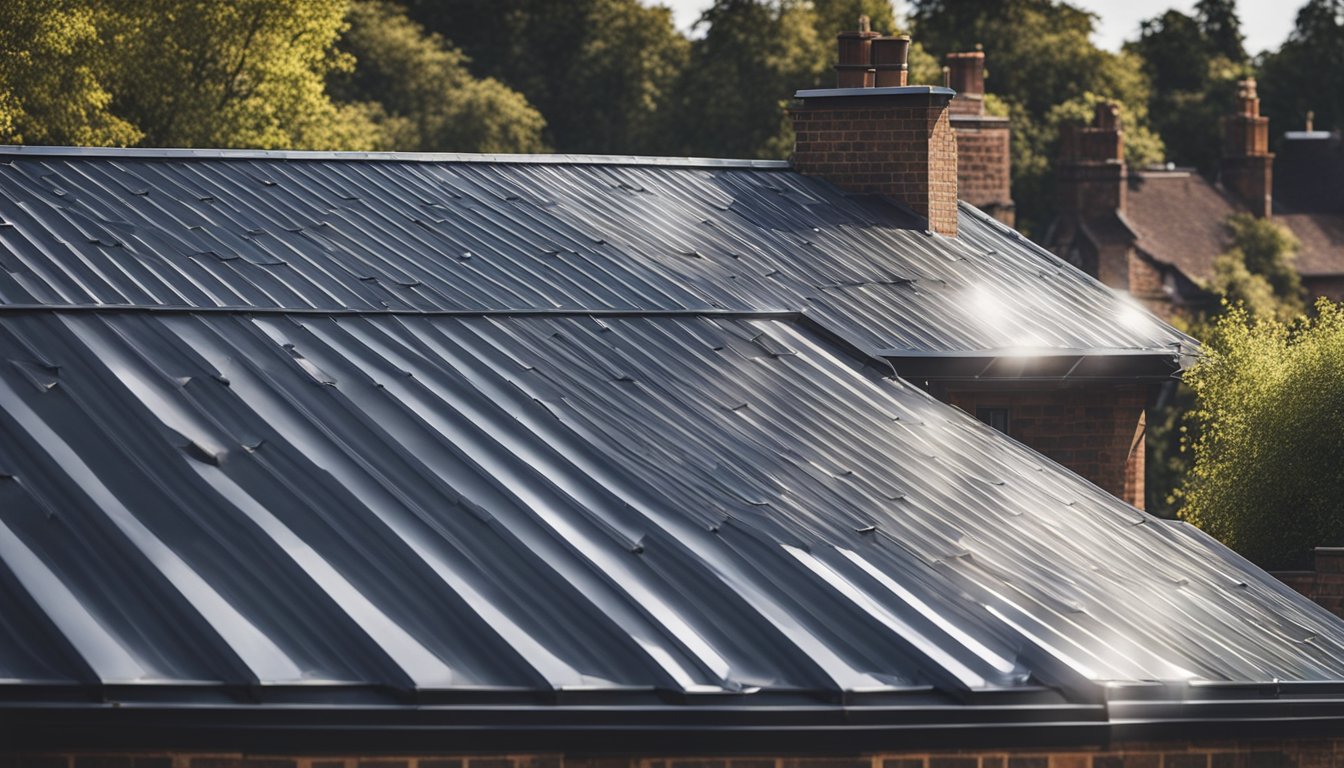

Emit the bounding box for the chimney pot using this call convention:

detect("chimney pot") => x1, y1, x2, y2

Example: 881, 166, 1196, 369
793, 36, 960, 236
944, 51, 985, 96
871, 35, 911, 87
835, 15, 880, 87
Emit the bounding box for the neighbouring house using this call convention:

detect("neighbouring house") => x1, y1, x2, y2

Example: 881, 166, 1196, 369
1045, 79, 1344, 316
6, 29, 1344, 768
946, 50, 1015, 227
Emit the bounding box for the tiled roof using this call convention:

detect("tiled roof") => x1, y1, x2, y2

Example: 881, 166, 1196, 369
1276, 212, 1344, 276
1124, 171, 1240, 282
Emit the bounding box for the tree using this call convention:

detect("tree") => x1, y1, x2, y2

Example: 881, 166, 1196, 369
99, 0, 376, 150
1179, 300, 1344, 568
909, 0, 1161, 234
1126, 6, 1249, 176
1195, 0, 1247, 61
402, 0, 688, 155
330, 0, 545, 153
1223, 214, 1305, 309
0, 0, 139, 146
1259, 0, 1344, 138
665, 0, 829, 159
1148, 214, 1303, 517
812, 0, 897, 45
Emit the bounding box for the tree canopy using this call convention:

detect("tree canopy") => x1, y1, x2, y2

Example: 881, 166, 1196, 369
1126, 4, 1250, 177
401, 0, 688, 155
908, 0, 1162, 234
0, 0, 545, 152
1260, 0, 1344, 143
330, 0, 546, 152
1180, 300, 1344, 569
0, 0, 138, 146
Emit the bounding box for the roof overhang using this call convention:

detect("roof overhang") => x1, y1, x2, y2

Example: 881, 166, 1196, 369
8, 692, 1344, 753
882, 349, 1188, 384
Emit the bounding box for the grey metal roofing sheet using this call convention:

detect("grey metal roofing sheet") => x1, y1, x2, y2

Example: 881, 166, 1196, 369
0, 149, 1324, 749
0, 310, 1340, 710
0, 150, 1195, 357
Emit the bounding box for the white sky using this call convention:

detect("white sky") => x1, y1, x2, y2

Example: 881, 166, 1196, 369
654, 0, 1294, 57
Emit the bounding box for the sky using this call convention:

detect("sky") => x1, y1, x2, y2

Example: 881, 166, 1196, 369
656, 0, 1294, 57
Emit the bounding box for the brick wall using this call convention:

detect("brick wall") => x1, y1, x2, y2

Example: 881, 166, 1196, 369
791, 93, 959, 236
1274, 548, 1344, 619
13, 740, 1344, 768
952, 116, 1013, 226
943, 384, 1148, 508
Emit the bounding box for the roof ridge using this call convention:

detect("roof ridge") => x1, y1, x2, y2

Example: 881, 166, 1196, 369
0, 144, 794, 169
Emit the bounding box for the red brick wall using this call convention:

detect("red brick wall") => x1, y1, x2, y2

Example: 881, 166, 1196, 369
952, 116, 1013, 227
1274, 548, 1344, 619
943, 384, 1148, 508
14, 741, 1344, 768
1221, 154, 1273, 219
791, 94, 959, 236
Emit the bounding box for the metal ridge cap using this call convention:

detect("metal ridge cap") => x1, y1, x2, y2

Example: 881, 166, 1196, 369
795, 85, 957, 99
877, 347, 1185, 359
0, 144, 793, 169
0, 304, 803, 319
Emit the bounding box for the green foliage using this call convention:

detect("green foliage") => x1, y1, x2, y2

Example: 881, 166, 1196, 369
402, 0, 688, 155
1203, 214, 1305, 320
1126, 6, 1250, 176
101, 0, 376, 149
667, 0, 829, 159
1259, 0, 1344, 137
997, 88, 1163, 237
1046, 91, 1165, 168
1179, 301, 1344, 568
0, 0, 139, 146
1227, 214, 1305, 305
812, 0, 897, 48
909, 0, 1161, 235
330, 1, 546, 152
1194, 0, 1247, 62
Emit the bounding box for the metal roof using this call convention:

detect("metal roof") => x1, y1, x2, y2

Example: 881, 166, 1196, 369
0, 308, 1342, 749
2, 149, 1330, 751
0, 148, 1195, 362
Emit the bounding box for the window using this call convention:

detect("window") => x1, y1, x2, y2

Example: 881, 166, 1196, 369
976, 407, 1010, 435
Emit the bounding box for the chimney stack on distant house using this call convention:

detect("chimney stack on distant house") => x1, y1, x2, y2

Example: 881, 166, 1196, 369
791, 19, 959, 236
1057, 102, 1126, 220
1220, 78, 1273, 218
945, 51, 985, 115
945, 49, 1014, 225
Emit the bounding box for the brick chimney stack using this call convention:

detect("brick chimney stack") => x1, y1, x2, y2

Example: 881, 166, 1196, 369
1221, 78, 1273, 218
790, 20, 959, 236
1057, 102, 1126, 220
945, 51, 984, 116
945, 49, 1014, 225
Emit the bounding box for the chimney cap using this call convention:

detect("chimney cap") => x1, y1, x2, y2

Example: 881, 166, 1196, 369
795, 85, 956, 100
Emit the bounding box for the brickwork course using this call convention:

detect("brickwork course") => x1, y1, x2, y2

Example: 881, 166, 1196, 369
791, 93, 960, 236
12, 743, 1344, 768
952, 118, 1013, 225
1275, 548, 1344, 619
945, 384, 1149, 508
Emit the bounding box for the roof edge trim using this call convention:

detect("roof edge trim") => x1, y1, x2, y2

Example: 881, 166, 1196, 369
0, 144, 794, 169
